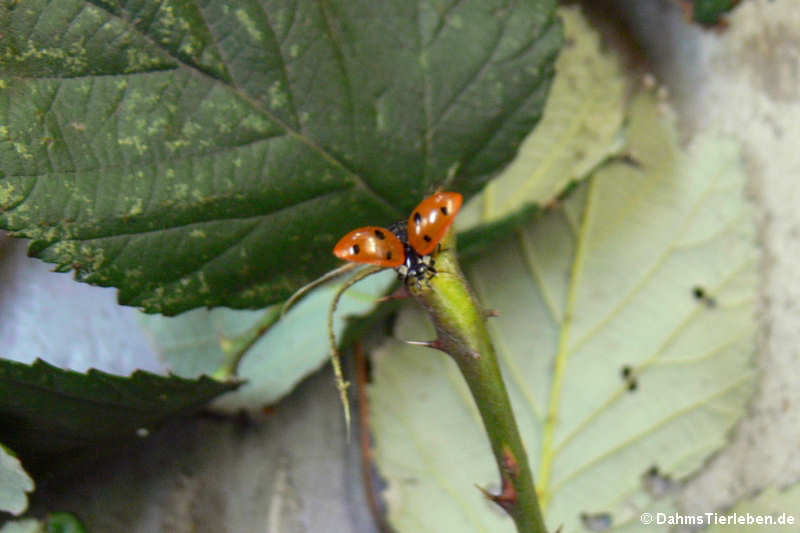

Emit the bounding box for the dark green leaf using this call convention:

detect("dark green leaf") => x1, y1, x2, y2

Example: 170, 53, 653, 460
0, 358, 238, 456
0, 0, 561, 314
45, 513, 87, 533
692, 0, 738, 25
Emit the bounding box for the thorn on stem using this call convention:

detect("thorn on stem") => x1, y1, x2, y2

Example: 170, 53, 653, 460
478, 477, 517, 512
404, 339, 445, 352
376, 285, 412, 302
478, 446, 520, 513
501, 446, 520, 478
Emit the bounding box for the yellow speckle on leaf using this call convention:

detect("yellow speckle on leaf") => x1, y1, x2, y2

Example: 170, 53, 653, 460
128, 198, 143, 216
269, 81, 287, 109
236, 9, 263, 42
198, 272, 210, 294
12, 142, 32, 160
242, 113, 269, 131
190, 229, 206, 238
167, 139, 188, 152
182, 121, 201, 136
179, 40, 196, 56
0, 182, 17, 206
118, 136, 148, 155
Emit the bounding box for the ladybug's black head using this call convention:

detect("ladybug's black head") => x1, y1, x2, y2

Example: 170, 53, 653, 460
397, 243, 435, 283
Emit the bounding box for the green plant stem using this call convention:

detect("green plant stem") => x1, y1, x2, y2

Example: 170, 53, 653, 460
212, 305, 282, 380
411, 229, 548, 533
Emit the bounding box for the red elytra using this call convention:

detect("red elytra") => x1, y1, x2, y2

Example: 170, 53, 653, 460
406, 192, 462, 256
332, 191, 463, 268
332, 226, 405, 267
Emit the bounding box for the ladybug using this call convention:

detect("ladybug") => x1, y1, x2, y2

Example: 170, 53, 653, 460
406, 192, 463, 256
333, 192, 463, 284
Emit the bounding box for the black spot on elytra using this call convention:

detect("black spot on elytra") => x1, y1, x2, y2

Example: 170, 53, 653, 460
440, 206, 448, 215
423, 235, 432, 242
413, 212, 422, 225
352, 244, 360, 255
385, 251, 392, 260
374, 229, 385, 239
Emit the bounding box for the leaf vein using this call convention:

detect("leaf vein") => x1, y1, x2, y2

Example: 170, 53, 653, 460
255, 1, 301, 130
551, 257, 756, 457
85, 1, 401, 216
568, 157, 734, 355
550, 373, 753, 492
537, 177, 598, 509
428, 24, 503, 136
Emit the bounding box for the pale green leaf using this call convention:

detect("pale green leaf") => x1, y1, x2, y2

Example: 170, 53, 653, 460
457, 5, 625, 233
0, 445, 33, 516
370, 93, 758, 533
140, 269, 394, 411
702, 485, 800, 532
0, 514, 86, 533
0, 519, 42, 533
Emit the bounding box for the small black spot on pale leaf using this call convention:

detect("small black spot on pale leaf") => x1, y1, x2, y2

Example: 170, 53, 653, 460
580, 511, 612, 531
642, 465, 677, 497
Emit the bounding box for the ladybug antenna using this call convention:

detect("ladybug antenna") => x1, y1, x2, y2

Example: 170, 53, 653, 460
282, 262, 359, 317
328, 264, 384, 437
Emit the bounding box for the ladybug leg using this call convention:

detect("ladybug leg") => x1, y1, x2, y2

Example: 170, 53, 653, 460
395, 264, 409, 281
